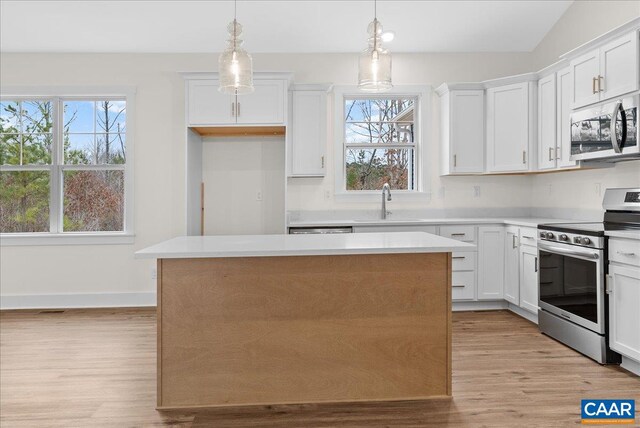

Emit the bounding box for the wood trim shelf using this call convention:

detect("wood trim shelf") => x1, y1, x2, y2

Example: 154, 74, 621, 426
191, 126, 286, 137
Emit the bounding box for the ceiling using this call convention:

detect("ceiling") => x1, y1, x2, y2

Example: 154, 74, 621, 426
0, 0, 573, 53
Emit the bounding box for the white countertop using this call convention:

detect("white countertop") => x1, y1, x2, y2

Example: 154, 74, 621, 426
135, 232, 475, 259
288, 217, 575, 229
606, 230, 640, 240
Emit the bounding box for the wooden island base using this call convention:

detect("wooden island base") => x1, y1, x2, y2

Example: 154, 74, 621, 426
157, 252, 452, 409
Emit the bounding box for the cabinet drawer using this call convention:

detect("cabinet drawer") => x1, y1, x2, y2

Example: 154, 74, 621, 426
519, 227, 538, 246
609, 238, 640, 266
452, 271, 476, 301
452, 252, 476, 271
440, 225, 476, 242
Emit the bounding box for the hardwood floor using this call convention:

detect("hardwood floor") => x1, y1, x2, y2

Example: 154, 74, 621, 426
1, 309, 638, 427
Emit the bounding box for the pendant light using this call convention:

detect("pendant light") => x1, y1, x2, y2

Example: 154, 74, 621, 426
358, 0, 392, 92
219, 0, 254, 94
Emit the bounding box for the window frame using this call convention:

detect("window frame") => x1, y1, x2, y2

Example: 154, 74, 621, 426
333, 85, 432, 200
1, 87, 135, 246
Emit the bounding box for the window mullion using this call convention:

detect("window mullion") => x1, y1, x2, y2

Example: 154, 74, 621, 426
49, 97, 63, 234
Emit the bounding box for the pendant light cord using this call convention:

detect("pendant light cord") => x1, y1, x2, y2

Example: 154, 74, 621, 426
233, 0, 237, 51
373, 0, 378, 54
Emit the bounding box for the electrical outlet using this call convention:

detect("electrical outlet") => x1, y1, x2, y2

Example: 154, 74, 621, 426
473, 186, 481, 198
324, 190, 331, 200
151, 267, 157, 280
256, 191, 262, 201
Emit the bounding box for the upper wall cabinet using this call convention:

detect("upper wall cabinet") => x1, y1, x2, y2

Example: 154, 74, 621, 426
486, 81, 536, 173
537, 74, 557, 170
185, 74, 291, 127
437, 85, 485, 175
570, 31, 639, 110
289, 85, 330, 177
556, 67, 577, 169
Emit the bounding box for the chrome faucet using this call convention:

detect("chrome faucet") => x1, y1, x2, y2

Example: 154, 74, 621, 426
381, 183, 392, 219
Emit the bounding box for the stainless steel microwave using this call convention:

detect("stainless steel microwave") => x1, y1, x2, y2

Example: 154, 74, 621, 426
570, 95, 639, 161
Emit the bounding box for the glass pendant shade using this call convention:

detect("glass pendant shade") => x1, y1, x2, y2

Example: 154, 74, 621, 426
358, 19, 392, 92
219, 20, 254, 94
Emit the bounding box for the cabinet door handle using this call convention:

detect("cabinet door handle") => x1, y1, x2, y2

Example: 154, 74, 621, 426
321, 156, 325, 168
534, 257, 538, 273
451, 233, 466, 236
556, 146, 560, 160
452, 256, 466, 260
453, 154, 457, 168
598, 75, 604, 92
522, 150, 526, 164
512, 234, 518, 249
522, 235, 534, 240
237, 101, 240, 116
548, 147, 554, 161
231, 102, 235, 117
605, 274, 613, 294
616, 251, 636, 256
452, 284, 466, 288
592, 77, 597, 94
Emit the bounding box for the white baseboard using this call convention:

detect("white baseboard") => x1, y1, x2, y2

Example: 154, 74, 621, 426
506, 303, 539, 324
453, 300, 507, 311
452, 300, 539, 325
0, 292, 156, 310
621, 356, 640, 377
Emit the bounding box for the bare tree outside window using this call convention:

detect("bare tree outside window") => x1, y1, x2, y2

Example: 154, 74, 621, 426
0, 98, 127, 234
344, 97, 416, 191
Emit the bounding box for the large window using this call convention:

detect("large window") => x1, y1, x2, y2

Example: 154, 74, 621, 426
333, 87, 429, 197
0, 97, 131, 241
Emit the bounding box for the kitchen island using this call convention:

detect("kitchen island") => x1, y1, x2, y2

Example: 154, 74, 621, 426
136, 232, 474, 409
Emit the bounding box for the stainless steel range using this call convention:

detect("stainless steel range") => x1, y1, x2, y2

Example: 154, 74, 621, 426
537, 188, 640, 364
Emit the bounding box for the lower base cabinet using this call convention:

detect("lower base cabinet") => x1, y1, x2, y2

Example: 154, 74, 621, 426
504, 226, 520, 304
477, 226, 505, 300
608, 261, 640, 363
519, 244, 539, 314
503, 226, 539, 316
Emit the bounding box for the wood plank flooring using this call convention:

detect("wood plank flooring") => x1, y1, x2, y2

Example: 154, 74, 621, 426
1, 308, 638, 427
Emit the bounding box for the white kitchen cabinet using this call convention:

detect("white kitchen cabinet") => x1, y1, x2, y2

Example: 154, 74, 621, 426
537, 74, 557, 170
236, 80, 286, 125
477, 226, 505, 300
439, 88, 485, 175
519, 243, 539, 315
188, 79, 236, 126
439, 225, 476, 242
452, 271, 476, 301
290, 88, 328, 177
556, 66, 577, 168
186, 77, 288, 126
571, 31, 639, 109
608, 236, 640, 370
608, 263, 640, 362
570, 50, 601, 109
504, 226, 520, 305
486, 82, 536, 172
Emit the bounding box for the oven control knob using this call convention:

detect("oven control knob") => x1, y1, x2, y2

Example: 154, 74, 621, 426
581, 237, 591, 245
540, 232, 546, 239
559, 234, 568, 241
573, 236, 582, 244
545, 232, 555, 239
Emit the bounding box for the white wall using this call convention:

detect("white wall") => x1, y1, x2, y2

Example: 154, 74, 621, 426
202, 137, 285, 235
0, 1, 638, 307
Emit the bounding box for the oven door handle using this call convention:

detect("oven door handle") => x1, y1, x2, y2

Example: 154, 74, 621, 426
538, 242, 600, 260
